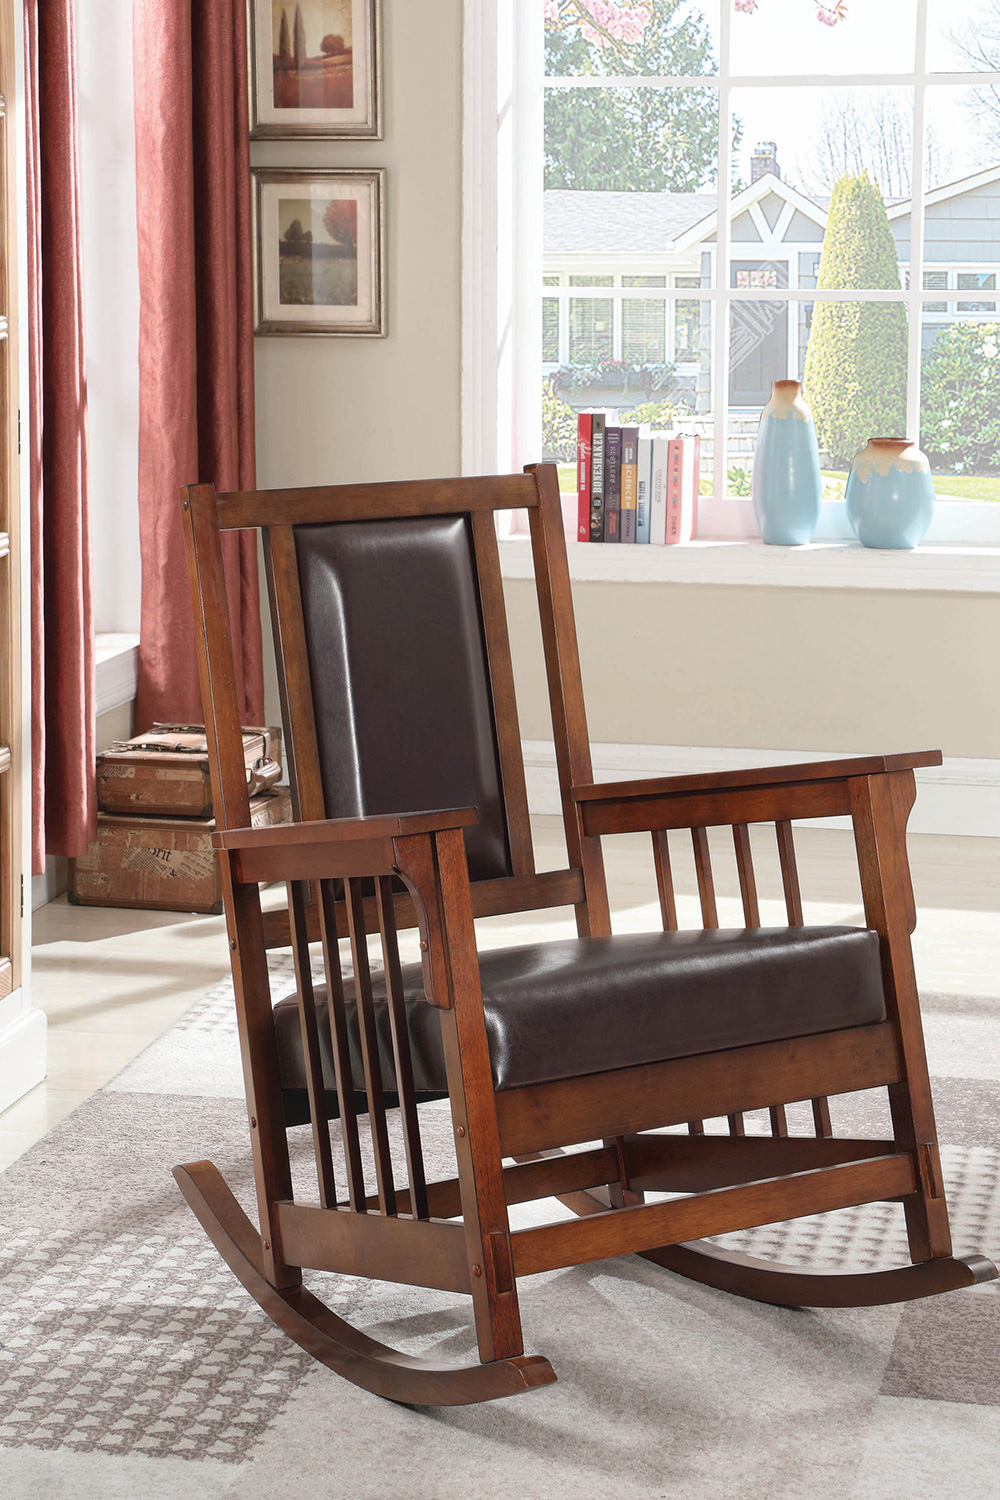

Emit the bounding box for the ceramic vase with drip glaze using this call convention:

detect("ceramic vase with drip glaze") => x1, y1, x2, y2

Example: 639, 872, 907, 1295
844, 438, 936, 550
751, 379, 823, 545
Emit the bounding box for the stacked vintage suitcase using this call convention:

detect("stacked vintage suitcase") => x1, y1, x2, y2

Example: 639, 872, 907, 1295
69, 724, 290, 914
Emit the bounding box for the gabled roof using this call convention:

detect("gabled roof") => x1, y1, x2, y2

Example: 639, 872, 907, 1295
544, 189, 716, 255
672, 172, 828, 251
886, 162, 1000, 219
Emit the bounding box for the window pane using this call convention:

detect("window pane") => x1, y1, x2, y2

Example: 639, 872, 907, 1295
542, 297, 560, 362
731, 0, 917, 76
921, 316, 1000, 500
924, 85, 1000, 191
543, 274, 560, 286
544, 0, 721, 78
675, 299, 701, 361
728, 88, 913, 297
569, 274, 613, 286
569, 297, 613, 362
622, 274, 666, 287
957, 272, 998, 312
545, 85, 718, 194
622, 298, 666, 363
928, 0, 1000, 72
801, 300, 909, 466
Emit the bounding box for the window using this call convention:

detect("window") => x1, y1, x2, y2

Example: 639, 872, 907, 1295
467, 1, 1000, 547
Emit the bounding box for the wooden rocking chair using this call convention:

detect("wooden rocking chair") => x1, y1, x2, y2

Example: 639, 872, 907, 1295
176, 464, 997, 1407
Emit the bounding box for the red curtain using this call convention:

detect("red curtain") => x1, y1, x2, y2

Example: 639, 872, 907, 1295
132, 0, 264, 732
25, 1, 96, 874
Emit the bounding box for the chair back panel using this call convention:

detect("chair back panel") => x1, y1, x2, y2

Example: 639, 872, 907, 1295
292, 514, 512, 884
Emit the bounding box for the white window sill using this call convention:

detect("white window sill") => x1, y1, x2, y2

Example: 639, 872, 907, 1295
498, 537, 1000, 593
95, 633, 139, 716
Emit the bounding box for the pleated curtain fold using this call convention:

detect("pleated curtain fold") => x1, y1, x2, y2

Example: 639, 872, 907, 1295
132, 0, 264, 733
25, 0, 96, 873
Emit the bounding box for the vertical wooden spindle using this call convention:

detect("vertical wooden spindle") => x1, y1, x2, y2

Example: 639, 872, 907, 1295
727, 1112, 746, 1137
775, 820, 804, 925
288, 880, 337, 1207
344, 878, 397, 1215
732, 823, 760, 928
375, 875, 429, 1220
812, 1097, 833, 1138
769, 1104, 789, 1138
316, 879, 366, 1211
691, 827, 719, 928
651, 829, 678, 931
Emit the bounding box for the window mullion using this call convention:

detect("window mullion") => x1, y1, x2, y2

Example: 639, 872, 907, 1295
713, 4, 733, 505
907, 0, 930, 445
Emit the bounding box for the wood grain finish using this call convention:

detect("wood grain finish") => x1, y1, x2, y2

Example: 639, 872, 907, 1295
176, 464, 992, 1408
495, 1023, 902, 1157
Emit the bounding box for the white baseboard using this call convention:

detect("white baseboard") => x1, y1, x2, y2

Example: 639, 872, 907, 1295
0, 999, 47, 1114
521, 741, 1000, 839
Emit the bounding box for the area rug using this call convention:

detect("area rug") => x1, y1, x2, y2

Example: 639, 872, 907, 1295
3, 965, 1000, 1500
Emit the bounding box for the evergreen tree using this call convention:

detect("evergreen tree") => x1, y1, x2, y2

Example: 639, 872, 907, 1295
802, 173, 907, 464
544, 1, 724, 192
293, 4, 307, 69
278, 9, 291, 62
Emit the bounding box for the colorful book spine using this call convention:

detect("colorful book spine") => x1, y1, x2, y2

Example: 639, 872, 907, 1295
603, 425, 622, 542
648, 433, 671, 545
576, 413, 593, 542
589, 412, 606, 543
635, 433, 652, 544
619, 425, 639, 543
665, 434, 701, 544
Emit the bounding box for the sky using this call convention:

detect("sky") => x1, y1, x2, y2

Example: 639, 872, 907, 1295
644, 0, 1000, 192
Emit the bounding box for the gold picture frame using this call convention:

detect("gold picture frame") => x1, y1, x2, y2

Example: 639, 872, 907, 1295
249, 0, 382, 139
252, 168, 386, 337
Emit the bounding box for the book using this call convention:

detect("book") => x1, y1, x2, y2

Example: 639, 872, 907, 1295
665, 433, 701, 544
589, 412, 607, 543
603, 425, 622, 542
648, 432, 671, 545
619, 425, 639, 543
635, 432, 653, 544
576, 413, 593, 542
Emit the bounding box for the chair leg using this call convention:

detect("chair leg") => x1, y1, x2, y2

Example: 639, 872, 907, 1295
173, 1160, 556, 1407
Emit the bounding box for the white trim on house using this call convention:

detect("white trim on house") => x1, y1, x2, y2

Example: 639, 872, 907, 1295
887, 162, 1000, 218
520, 739, 1000, 839
672, 172, 828, 253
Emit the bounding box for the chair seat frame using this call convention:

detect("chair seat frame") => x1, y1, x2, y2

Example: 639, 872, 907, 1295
177, 464, 997, 1407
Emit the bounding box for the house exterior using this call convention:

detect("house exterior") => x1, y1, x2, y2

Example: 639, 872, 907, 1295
543, 151, 1000, 412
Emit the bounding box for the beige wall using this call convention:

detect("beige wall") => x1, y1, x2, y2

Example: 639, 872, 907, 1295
253, 1, 463, 488
504, 578, 1000, 760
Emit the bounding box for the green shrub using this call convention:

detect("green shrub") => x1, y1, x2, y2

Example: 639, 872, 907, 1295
617, 399, 678, 428
920, 322, 1000, 473
803, 174, 907, 465
541, 378, 578, 462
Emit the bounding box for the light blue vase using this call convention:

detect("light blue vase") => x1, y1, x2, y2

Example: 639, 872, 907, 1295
751, 379, 823, 545
845, 438, 935, 549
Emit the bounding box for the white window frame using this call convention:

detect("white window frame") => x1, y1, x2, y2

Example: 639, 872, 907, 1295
464, 0, 1000, 552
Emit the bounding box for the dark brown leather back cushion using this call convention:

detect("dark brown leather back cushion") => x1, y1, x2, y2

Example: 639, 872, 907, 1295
293, 515, 511, 883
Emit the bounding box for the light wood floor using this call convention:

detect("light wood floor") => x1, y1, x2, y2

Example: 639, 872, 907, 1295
2, 818, 998, 1172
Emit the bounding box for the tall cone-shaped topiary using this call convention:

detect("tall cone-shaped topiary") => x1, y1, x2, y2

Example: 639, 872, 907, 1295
803, 173, 907, 465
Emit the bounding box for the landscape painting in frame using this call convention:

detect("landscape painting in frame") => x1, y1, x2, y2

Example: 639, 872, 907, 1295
253, 169, 385, 336
250, 0, 381, 138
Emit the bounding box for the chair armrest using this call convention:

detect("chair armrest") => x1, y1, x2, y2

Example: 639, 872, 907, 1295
571, 751, 941, 806
571, 753, 941, 838
213, 806, 478, 885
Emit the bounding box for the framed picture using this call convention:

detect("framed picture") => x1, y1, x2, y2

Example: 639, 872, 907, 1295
252, 168, 386, 337
249, 0, 382, 139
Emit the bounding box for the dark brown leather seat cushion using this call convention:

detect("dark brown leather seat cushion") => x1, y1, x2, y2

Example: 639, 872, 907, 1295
274, 926, 885, 1097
